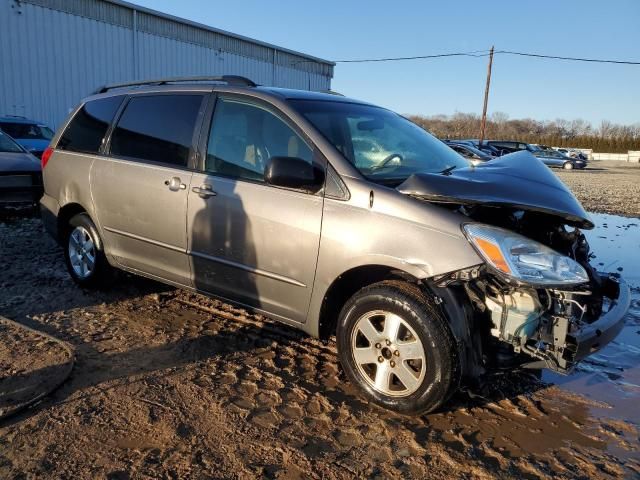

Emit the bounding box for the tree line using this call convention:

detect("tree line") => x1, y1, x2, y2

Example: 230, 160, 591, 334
406, 112, 640, 153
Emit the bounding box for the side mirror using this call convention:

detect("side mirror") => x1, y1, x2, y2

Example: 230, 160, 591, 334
264, 156, 325, 193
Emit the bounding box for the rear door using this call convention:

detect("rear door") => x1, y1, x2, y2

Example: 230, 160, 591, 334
91, 93, 207, 286
186, 95, 325, 323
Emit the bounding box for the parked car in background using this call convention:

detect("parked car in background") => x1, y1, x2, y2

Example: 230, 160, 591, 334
483, 141, 587, 169
0, 130, 43, 206
454, 139, 502, 157
40, 76, 628, 415
485, 140, 538, 155
444, 141, 493, 165
0, 116, 54, 159
555, 147, 588, 161
530, 143, 554, 152
532, 148, 586, 169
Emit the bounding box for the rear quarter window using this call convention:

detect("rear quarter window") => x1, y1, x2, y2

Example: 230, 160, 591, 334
57, 96, 124, 154
109, 94, 204, 167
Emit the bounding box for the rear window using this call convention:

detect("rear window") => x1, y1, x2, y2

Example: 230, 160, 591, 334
0, 122, 53, 141
110, 95, 203, 167
57, 96, 124, 154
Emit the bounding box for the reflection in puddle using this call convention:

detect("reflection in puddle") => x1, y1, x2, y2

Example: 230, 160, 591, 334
544, 213, 640, 428
586, 213, 640, 287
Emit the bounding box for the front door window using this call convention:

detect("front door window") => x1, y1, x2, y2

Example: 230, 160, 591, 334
206, 98, 314, 182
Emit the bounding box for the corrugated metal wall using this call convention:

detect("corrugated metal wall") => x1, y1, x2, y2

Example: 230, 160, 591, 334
0, 0, 333, 128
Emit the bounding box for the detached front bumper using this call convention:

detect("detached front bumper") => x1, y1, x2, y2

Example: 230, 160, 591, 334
483, 272, 630, 374
565, 275, 630, 364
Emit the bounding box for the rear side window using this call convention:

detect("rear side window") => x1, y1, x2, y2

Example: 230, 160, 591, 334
110, 95, 203, 167
57, 96, 123, 154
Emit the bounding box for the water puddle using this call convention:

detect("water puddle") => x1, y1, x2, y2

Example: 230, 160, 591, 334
587, 213, 640, 287
544, 213, 640, 430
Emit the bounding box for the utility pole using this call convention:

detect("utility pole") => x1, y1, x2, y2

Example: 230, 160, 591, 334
479, 46, 494, 145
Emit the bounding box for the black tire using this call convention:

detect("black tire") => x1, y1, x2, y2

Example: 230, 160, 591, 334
563, 162, 574, 170
336, 280, 460, 415
63, 212, 115, 288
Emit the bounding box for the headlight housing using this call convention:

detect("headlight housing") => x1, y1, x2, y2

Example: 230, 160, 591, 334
463, 224, 589, 286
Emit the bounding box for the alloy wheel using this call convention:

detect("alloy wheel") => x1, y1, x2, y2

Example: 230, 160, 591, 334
350, 310, 426, 397
68, 226, 96, 279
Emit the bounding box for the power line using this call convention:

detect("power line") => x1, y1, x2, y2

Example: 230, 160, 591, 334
497, 50, 640, 65
332, 50, 492, 63
332, 49, 640, 65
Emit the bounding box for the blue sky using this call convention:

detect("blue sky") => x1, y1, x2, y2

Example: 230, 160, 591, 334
133, 0, 640, 125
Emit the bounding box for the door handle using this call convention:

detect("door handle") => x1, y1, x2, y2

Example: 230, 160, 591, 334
192, 184, 217, 198
165, 177, 186, 191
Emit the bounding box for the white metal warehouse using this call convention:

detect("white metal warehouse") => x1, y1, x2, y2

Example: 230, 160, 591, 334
0, 0, 335, 129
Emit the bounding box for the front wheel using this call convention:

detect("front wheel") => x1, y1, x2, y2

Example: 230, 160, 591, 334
336, 280, 460, 415
63, 213, 114, 288
563, 162, 574, 170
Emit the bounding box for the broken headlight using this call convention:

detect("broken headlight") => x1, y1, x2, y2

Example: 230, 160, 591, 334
463, 224, 589, 286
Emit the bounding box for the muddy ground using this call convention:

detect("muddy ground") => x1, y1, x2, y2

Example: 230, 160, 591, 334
1, 162, 639, 479
0, 318, 73, 419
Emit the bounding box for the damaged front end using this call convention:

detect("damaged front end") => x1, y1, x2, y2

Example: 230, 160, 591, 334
433, 215, 630, 375
401, 153, 630, 374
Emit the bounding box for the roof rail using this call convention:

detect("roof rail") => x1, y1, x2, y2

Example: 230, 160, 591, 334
94, 75, 257, 94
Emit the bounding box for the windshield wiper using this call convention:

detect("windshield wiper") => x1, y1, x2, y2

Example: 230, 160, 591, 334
440, 165, 457, 176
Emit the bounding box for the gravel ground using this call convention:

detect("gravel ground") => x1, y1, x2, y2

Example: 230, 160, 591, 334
556, 161, 640, 218
1, 162, 639, 479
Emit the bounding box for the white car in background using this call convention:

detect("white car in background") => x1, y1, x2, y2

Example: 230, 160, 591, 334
553, 147, 588, 161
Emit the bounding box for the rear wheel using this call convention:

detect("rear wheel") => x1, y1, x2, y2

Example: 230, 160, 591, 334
336, 280, 460, 415
63, 213, 114, 288
563, 162, 574, 170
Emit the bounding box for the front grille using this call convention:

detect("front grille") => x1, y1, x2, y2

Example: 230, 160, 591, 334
0, 175, 33, 188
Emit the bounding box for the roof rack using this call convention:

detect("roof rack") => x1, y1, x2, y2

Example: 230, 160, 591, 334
94, 75, 257, 94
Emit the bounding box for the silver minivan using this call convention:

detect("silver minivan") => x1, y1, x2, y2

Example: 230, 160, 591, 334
40, 76, 629, 415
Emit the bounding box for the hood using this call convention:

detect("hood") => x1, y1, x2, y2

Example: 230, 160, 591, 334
397, 151, 594, 229
0, 152, 41, 173
14, 138, 50, 152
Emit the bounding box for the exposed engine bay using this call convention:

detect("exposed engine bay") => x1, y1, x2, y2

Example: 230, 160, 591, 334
394, 152, 629, 376
433, 206, 627, 374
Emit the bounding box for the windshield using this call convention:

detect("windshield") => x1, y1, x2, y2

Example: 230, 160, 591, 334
0, 122, 54, 141
0, 131, 24, 153
290, 100, 468, 182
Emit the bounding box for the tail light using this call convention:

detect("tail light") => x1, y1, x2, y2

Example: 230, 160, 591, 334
41, 147, 53, 169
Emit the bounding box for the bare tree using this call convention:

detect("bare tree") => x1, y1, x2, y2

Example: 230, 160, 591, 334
406, 113, 640, 153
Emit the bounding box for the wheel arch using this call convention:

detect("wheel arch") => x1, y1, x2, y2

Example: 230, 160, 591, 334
317, 264, 422, 340
57, 202, 90, 241
315, 264, 484, 380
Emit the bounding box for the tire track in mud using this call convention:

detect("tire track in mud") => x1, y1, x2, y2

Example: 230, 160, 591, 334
1, 217, 639, 479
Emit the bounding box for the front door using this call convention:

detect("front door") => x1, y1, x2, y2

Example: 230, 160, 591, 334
187, 96, 324, 323
92, 93, 206, 286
